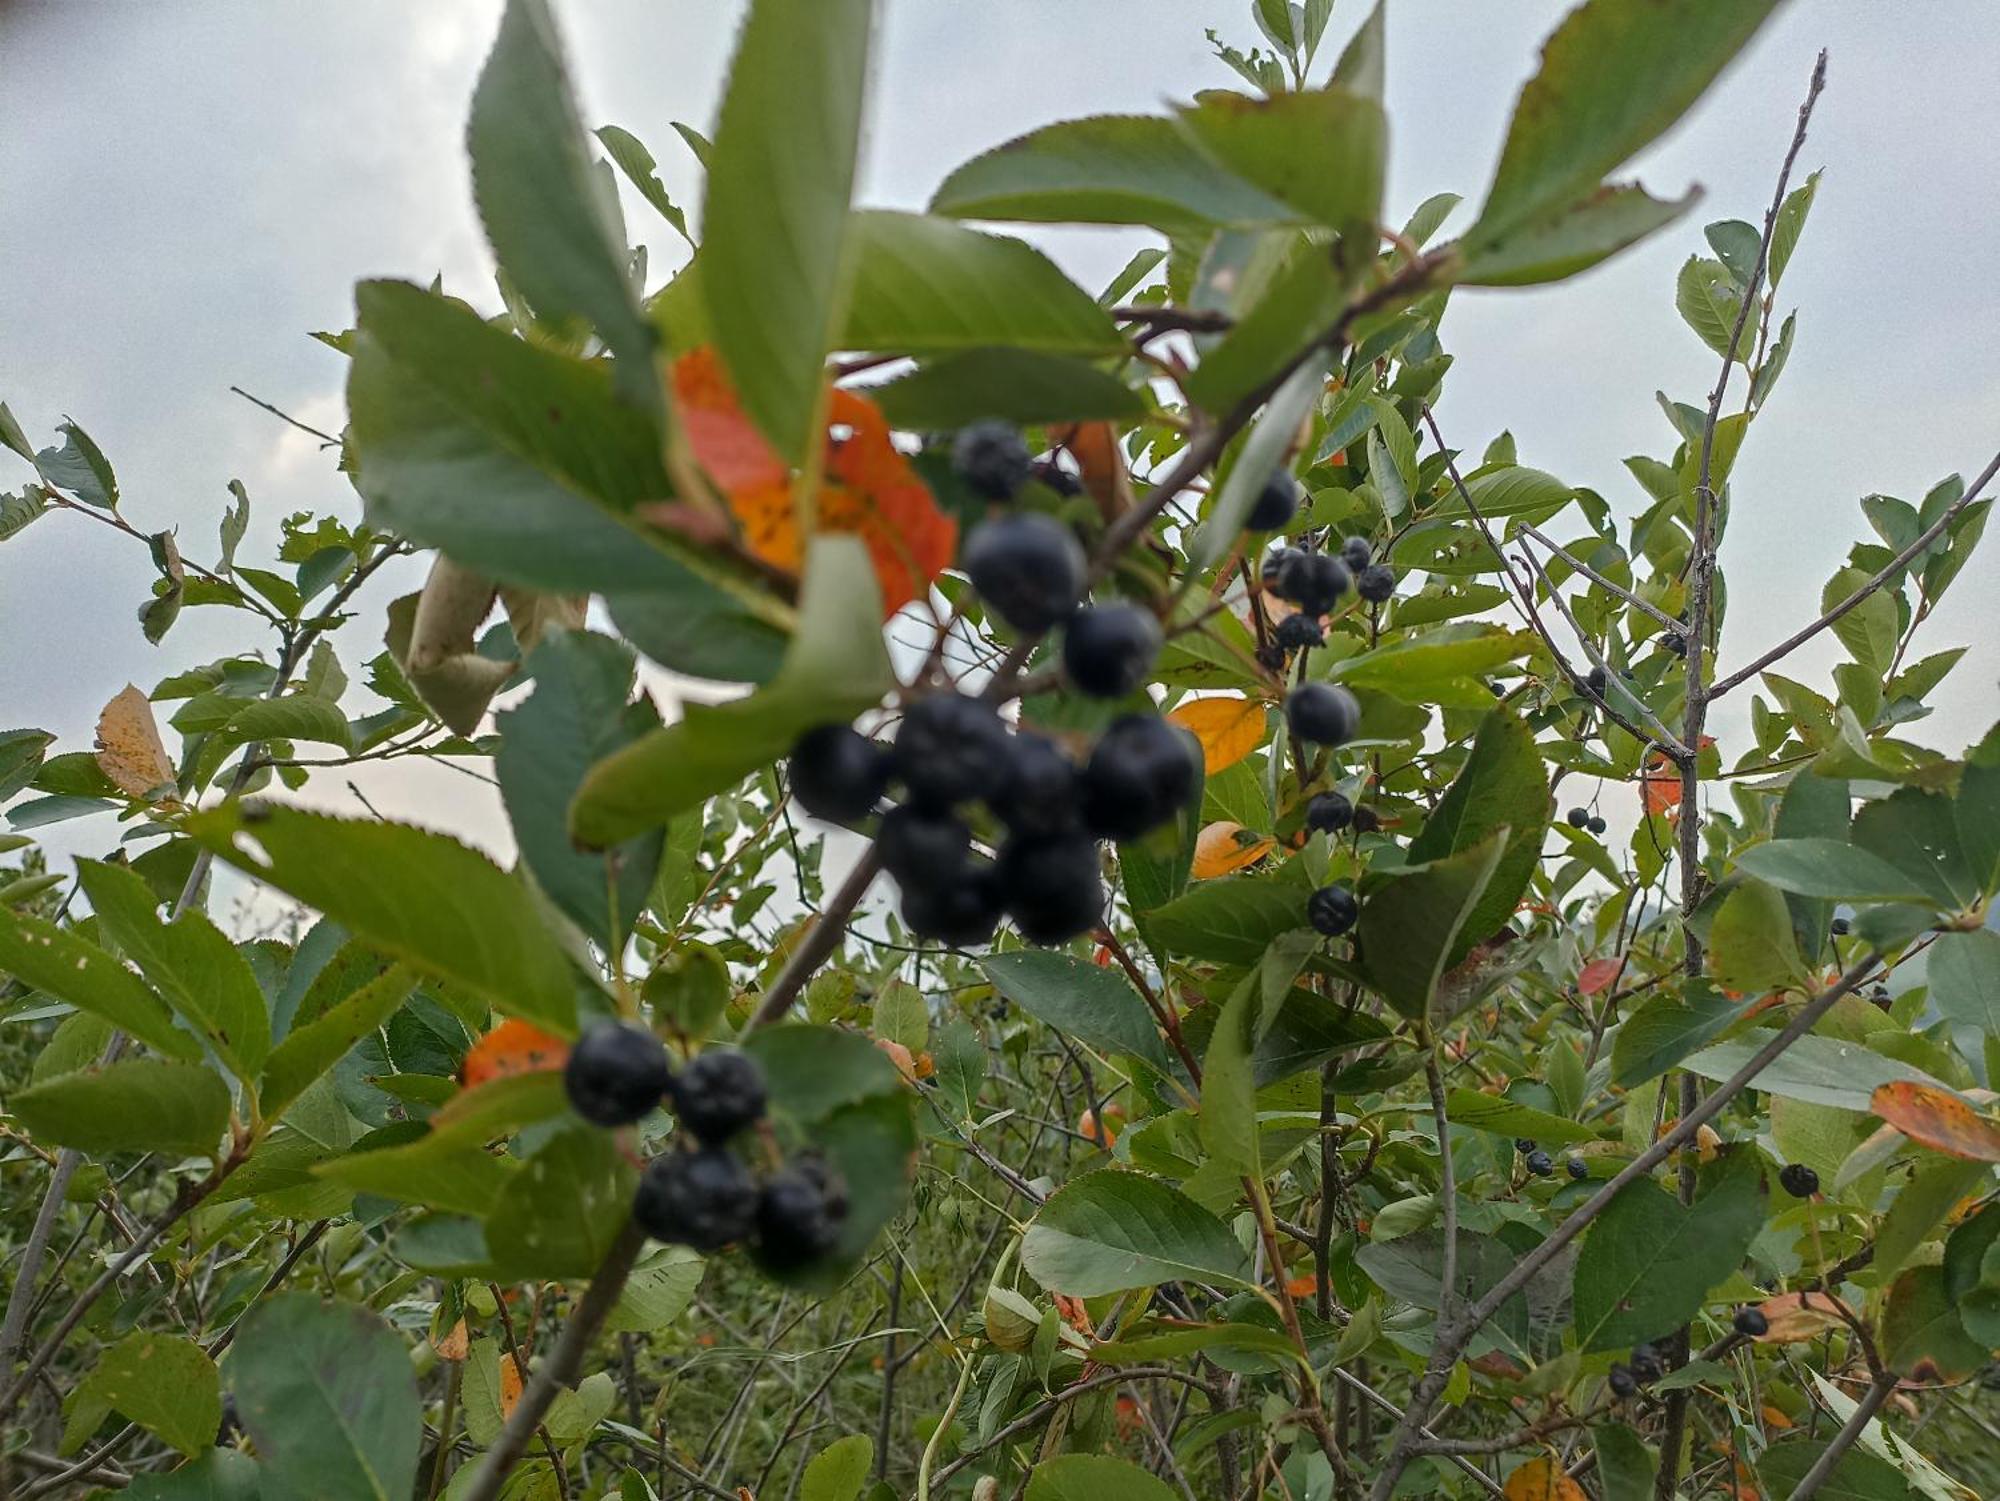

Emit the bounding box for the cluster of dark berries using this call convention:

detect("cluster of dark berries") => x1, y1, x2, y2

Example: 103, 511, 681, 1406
1778, 1162, 1819, 1198
1564, 806, 1608, 835
1517, 1138, 1556, 1177
789, 695, 1197, 949
1263, 533, 1395, 623
951, 420, 1163, 699
1608, 1340, 1665, 1398
564, 1025, 847, 1271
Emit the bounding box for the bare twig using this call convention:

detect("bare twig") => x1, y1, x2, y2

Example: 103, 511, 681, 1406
1784, 1371, 1897, 1501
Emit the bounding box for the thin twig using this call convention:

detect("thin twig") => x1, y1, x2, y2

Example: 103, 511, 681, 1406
1784, 1371, 1896, 1501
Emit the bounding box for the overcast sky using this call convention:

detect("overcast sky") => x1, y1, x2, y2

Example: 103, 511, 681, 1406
3, 0, 1997, 869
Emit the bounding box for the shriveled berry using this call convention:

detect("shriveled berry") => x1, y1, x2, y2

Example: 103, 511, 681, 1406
901, 862, 1004, 947
1607, 1364, 1637, 1398
753, 1159, 850, 1272
1338, 536, 1372, 571
1352, 805, 1382, 833
634, 1146, 757, 1251
1588, 816, 1607, 835
991, 732, 1083, 838
564, 1021, 672, 1127
999, 834, 1105, 945
893, 692, 1012, 810
951, 420, 1031, 499
1567, 807, 1591, 829
1030, 460, 1083, 498
1515, 1138, 1537, 1154
1305, 790, 1353, 834
1274, 613, 1324, 651
1733, 1306, 1769, 1338
1830, 917, 1851, 936
671, 1049, 767, 1145
878, 805, 970, 886
1525, 1149, 1555, 1176
1307, 884, 1358, 937
1261, 546, 1302, 591
1585, 665, 1608, 695
1285, 683, 1361, 747
1567, 1156, 1589, 1181
963, 513, 1086, 632
1778, 1162, 1819, 1199
1063, 604, 1162, 699
1080, 715, 1200, 842
1869, 984, 1892, 1011
1255, 643, 1288, 673
1628, 1343, 1662, 1383
1355, 563, 1396, 603
1277, 551, 1350, 615
788, 724, 890, 824
1246, 470, 1299, 531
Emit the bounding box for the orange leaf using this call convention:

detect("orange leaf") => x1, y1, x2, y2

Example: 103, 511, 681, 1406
1751, 1291, 1855, 1344
1869, 1081, 2000, 1162
95, 684, 176, 799
1577, 957, 1624, 996
499, 1351, 524, 1416
433, 1317, 470, 1362
1051, 420, 1133, 521
1192, 821, 1276, 879
673, 347, 955, 617
1640, 737, 1716, 815
459, 1019, 570, 1089
1503, 1456, 1586, 1501
1284, 1271, 1319, 1298
1167, 696, 1267, 774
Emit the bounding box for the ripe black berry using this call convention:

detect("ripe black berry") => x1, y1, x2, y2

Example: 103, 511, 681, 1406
991, 732, 1082, 838
893, 692, 1012, 809
1245, 470, 1299, 531
1255, 643, 1288, 673
1277, 551, 1350, 615
951, 420, 1031, 499
1567, 807, 1590, 829
1778, 1162, 1819, 1199
1080, 715, 1200, 842
1515, 1138, 1537, 1154
788, 724, 890, 825
877, 804, 970, 886
1261, 546, 1302, 591
1030, 460, 1083, 498
564, 1021, 671, 1127
1305, 790, 1353, 834
1588, 816, 1607, 835
1663, 631, 1688, 658
1868, 984, 1892, 1011
1567, 1156, 1589, 1181
1830, 917, 1850, 936
634, 1146, 757, 1251
1285, 683, 1361, 747
1733, 1306, 1769, 1338
1486, 680, 1507, 697
1338, 536, 1372, 572
1355, 563, 1396, 604
1274, 613, 1324, 651
901, 862, 1004, 947
999, 834, 1105, 945
963, 513, 1086, 632
1628, 1343, 1662, 1383
1607, 1364, 1637, 1398
1525, 1149, 1555, 1177
1063, 604, 1162, 699
1307, 884, 1358, 937
671, 1049, 768, 1145
753, 1159, 850, 1272
1585, 665, 1608, 695
1351, 804, 1381, 833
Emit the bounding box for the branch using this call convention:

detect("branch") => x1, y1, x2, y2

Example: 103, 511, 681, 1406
1784, 1371, 1897, 1501
1513, 520, 1686, 635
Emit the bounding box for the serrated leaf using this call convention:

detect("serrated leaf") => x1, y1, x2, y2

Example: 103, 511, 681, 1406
1022, 1172, 1254, 1296
9, 1059, 230, 1158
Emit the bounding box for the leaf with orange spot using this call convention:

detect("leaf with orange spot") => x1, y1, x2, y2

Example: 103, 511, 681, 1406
1869, 1081, 2000, 1162
1750, 1291, 1855, 1344
1503, 1456, 1587, 1501
673, 347, 955, 616
460, 1019, 570, 1089
95, 684, 176, 799
1167, 696, 1267, 774
1193, 821, 1276, 878
1577, 957, 1624, 996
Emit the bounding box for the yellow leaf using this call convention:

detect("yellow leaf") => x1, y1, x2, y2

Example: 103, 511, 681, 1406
499, 1351, 524, 1416
94, 684, 175, 799
1167, 696, 1268, 774
1869, 1081, 2000, 1162
1503, 1456, 1586, 1501
1192, 821, 1275, 879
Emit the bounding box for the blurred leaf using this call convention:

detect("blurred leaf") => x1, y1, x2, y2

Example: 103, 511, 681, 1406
870, 348, 1143, 429
1177, 85, 1385, 231
483, 1125, 636, 1278
9, 1059, 229, 1158
596, 124, 691, 243
0, 909, 199, 1062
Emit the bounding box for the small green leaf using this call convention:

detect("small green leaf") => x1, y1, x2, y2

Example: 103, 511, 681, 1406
1707, 878, 1809, 994
316, 1124, 519, 1217
800, 1435, 874, 1501
260, 964, 416, 1123
979, 950, 1174, 1078
9, 1059, 230, 1158
1675, 255, 1748, 359
604, 1246, 705, 1334
1768, 170, 1820, 288
595, 124, 691, 243
1443, 1089, 1597, 1147
1022, 1171, 1254, 1296
870, 348, 1144, 430
77, 1332, 220, 1458
1144, 859, 1316, 967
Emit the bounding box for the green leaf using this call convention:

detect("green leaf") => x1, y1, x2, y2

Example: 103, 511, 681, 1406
595, 124, 690, 243
77, 859, 271, 1081
0, 908, 199, 1062
702, 0, 868, 460
1681, 1033, 1954, 1113
1244, 986, 1391, 1086
1355, 833, 1508, 1020
1927, 929, 2000, 1041
186, 802, 579, 1035
1443, 1089, 1597, 1147
1422, 464, 1574, 524
1353, 1229, 1537, 1356
1675, 255, 1748, 359
77, 1332, 220, 1458
1768, 170, 1820, 288
1731, 839, 1938, 904
1181, 239, 1358, 414
1144, 859, 1316, 966
316, 1123, 518, 1217
1611, 980, 1754, 1088
35, 418, 119, 508
979, 951, 1174, 1078
260, 964, 415, 1122
1757, 1440, 1906, 1501
800, 1435, 874, 1501
1881, 1264, 1987, 1378
229, 1292, 421, 1501
1875, 1156, 1986, 1283
870, 348, 1144, 430
1572, 1146, 1768, 1352
1457, 183, 1696, 286
1199, 969, 1266, 1178
1022, 1171, 1254, 1296
1853, 787, 1977, 909
1405, 705, 1548, 963
1190, 357, 1328, 567
468, 0, 656, 401
1822, 566, 1900, 677
1707, 878, 1809, 994
9, 1059, 230, 1158
0, 726, 54, 798
483, 1125, 636, 1279
215, 695, 353, 753
931, 114, 1299, 231
1468, 0, 1782, 244
1027, 1455, 1178, 1501
1176, 86, 1386, 232
604, 1246, 705, 1334
1595, 1423, 1660, 1501
570, 536, 892, 845
843, 211, 1124, 356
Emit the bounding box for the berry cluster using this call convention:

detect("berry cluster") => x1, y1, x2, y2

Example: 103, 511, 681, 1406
1564, 806, 1608, 835
563, 1024, 846, 1271
1607, 1339, 1665, 1398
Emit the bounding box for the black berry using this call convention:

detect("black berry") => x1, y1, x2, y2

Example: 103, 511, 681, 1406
999, 834, 1105, 945
1286, 683, 1361, 747
1607, 1364, 1637, 1398
1063, 604, 1162, 699
1525, 1149, 1555, 1177
951, 420, 1031, 499
1778, 1162, 1819, 1199
1254, 642, 1288, 674
1246, 470, 1299, 531
893, 692, 1012, 809
963, 513, 1086, 632
901, 862, 1003, 947
1487, 680, 1507, 697
1305, 790, 1353, 834
1664, 630, 1688, 658
1355, 563, 1396, 604
1830, 917, 1850, 936
1584, 665, 1608, 695
753, 1159, 850, 1272
1628, 1343, 1662, 1383
1567, 1156, 1589, 1181
215, 1394, 242, 1446
634, 1146, 757, 1251
1274, 613, 1324, 651
788, 724, 890, 825
1307, 884, 1358, 937
1587, 816, 1607, 835
1733, 1306, 1769, 1338
1277, 551, 1350, 615
1567, 807, 1591, 829
1351, 804, 1381, 833
1338, 536, 1372, 571
1515, 1138, 1537, 1154
1869, 984, 1892, 1011
877, 804, 970, 886
1261, 546, 1302, 591
1030, 460, 1082, 498
671, 1049, 768, 1145
991, 732, 1083, 838
564, 1021, 671, 1128
1080, 715, 1200, 842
